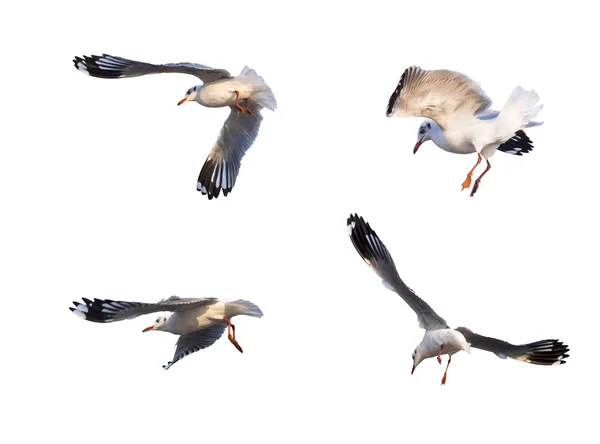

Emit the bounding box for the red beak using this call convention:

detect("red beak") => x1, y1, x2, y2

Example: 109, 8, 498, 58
413, 137, 424, 154
142, 325, 154, 332
411, 364, 416, 375
177, 96, 187, 106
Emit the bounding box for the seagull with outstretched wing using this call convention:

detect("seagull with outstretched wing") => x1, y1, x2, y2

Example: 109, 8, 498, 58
347, 213, 568, 385
70, 295, 263, 369
73, 54, 277, 199
386, 66, 542, 196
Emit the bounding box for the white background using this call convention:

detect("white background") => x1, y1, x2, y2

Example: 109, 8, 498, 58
1, 1, 597, 442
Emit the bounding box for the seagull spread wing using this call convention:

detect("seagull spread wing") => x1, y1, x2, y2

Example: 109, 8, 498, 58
386, 66, 492, 131
70, 296, 218, 323
347, 214, 448, 331
162, 324, 227, 370
455, 327, 569, 365
73, 54, 231, 83
196, 102, 264, 199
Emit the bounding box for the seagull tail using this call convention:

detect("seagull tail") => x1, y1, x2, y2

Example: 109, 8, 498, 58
239, 66, 277, 111
251, 91, 277, 111
497, 86, 543, 136
226, 300, 264, 318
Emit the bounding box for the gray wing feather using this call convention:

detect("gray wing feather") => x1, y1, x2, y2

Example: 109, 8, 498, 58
70, 296, 218, 323
347, 214, 448, 330
456, 327, 569, 365
73, 54, 231, 83
163, 324, 227, 369
196, 102, 264, 199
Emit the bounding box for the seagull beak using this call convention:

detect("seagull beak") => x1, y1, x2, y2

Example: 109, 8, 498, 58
413, 137, 424, 154
177, 96, 188, 106
411, 364, 416, 375
142, 325, 155, 332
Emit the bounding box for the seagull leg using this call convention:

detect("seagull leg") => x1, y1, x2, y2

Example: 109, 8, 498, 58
461, 153, 482, 190
437, 344, 444, 364
470, 159, 492, 197
223, 317, 244, 353
234, 90, 244, 113
441, 355, 452, 385
244, 97, 253, 116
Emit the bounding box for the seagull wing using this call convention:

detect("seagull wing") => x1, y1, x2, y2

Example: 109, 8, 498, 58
347, 214, 448, 330
386, 66, 492, 131
496, 130, 534, 156
73, 54, 231, 83
70, 296, 219, 323
162, 324, 228, 370
196, 102, 264, 199
455, 327, 569, 365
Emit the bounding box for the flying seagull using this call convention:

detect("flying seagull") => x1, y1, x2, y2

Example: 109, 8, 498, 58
70, 296, 263, 369
73, 53, 277, 199
347, 213, 568, 384
386, 66, 543, 196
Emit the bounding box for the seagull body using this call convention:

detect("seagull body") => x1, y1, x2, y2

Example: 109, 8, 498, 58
414, 328, 471, 363
386, 66, 543, 196
418, 118, 537, 156
70, 296, 263, 369
347, 214, 569, 385
73, 54, 277, 199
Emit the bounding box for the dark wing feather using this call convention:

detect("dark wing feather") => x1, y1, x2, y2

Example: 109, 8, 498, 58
163, 324, 227, 370
456, 327, 569, 365
497, 130, 534, 156
73, 54, 231, 83
197, 103, 263, 199
347, 214, 448, 330
70, 296, 218, 323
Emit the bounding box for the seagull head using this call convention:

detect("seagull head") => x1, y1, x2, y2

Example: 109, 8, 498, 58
411, 347, 425, 375
177, 85, 202, 106
142, 315, 168, 332
413, 120, 434, 154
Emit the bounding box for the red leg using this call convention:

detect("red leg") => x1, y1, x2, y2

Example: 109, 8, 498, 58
234, 90, 244, 113
244, 97, 253, 115
437, 344, 444, 364
470, 159, 491, 197
461, 153, 482, 190
223, 317, 243, 353
441, 355, 452, 385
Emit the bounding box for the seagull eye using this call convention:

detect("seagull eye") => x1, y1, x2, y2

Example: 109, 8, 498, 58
419, 128, 426, 134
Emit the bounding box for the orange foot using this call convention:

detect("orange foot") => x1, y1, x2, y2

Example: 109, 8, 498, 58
441, 373, 447, 385
229, 337, 244, 354
461, 174, 472, 191
244, 98, 252, 116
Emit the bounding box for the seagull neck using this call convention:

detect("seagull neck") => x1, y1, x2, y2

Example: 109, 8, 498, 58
430, 124, 452, 151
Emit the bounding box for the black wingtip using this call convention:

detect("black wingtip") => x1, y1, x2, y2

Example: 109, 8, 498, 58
347, 213, 373, 237
522, 339, 570, 365
497, 130, 534, 156
386, 66, 411, 117
197, 158, 235, 200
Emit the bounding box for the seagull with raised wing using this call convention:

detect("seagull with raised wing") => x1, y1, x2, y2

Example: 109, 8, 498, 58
386, 66, 543, 196
73, 53, 277, 199
347, 214, 568, 385
70, 296, 263, 369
